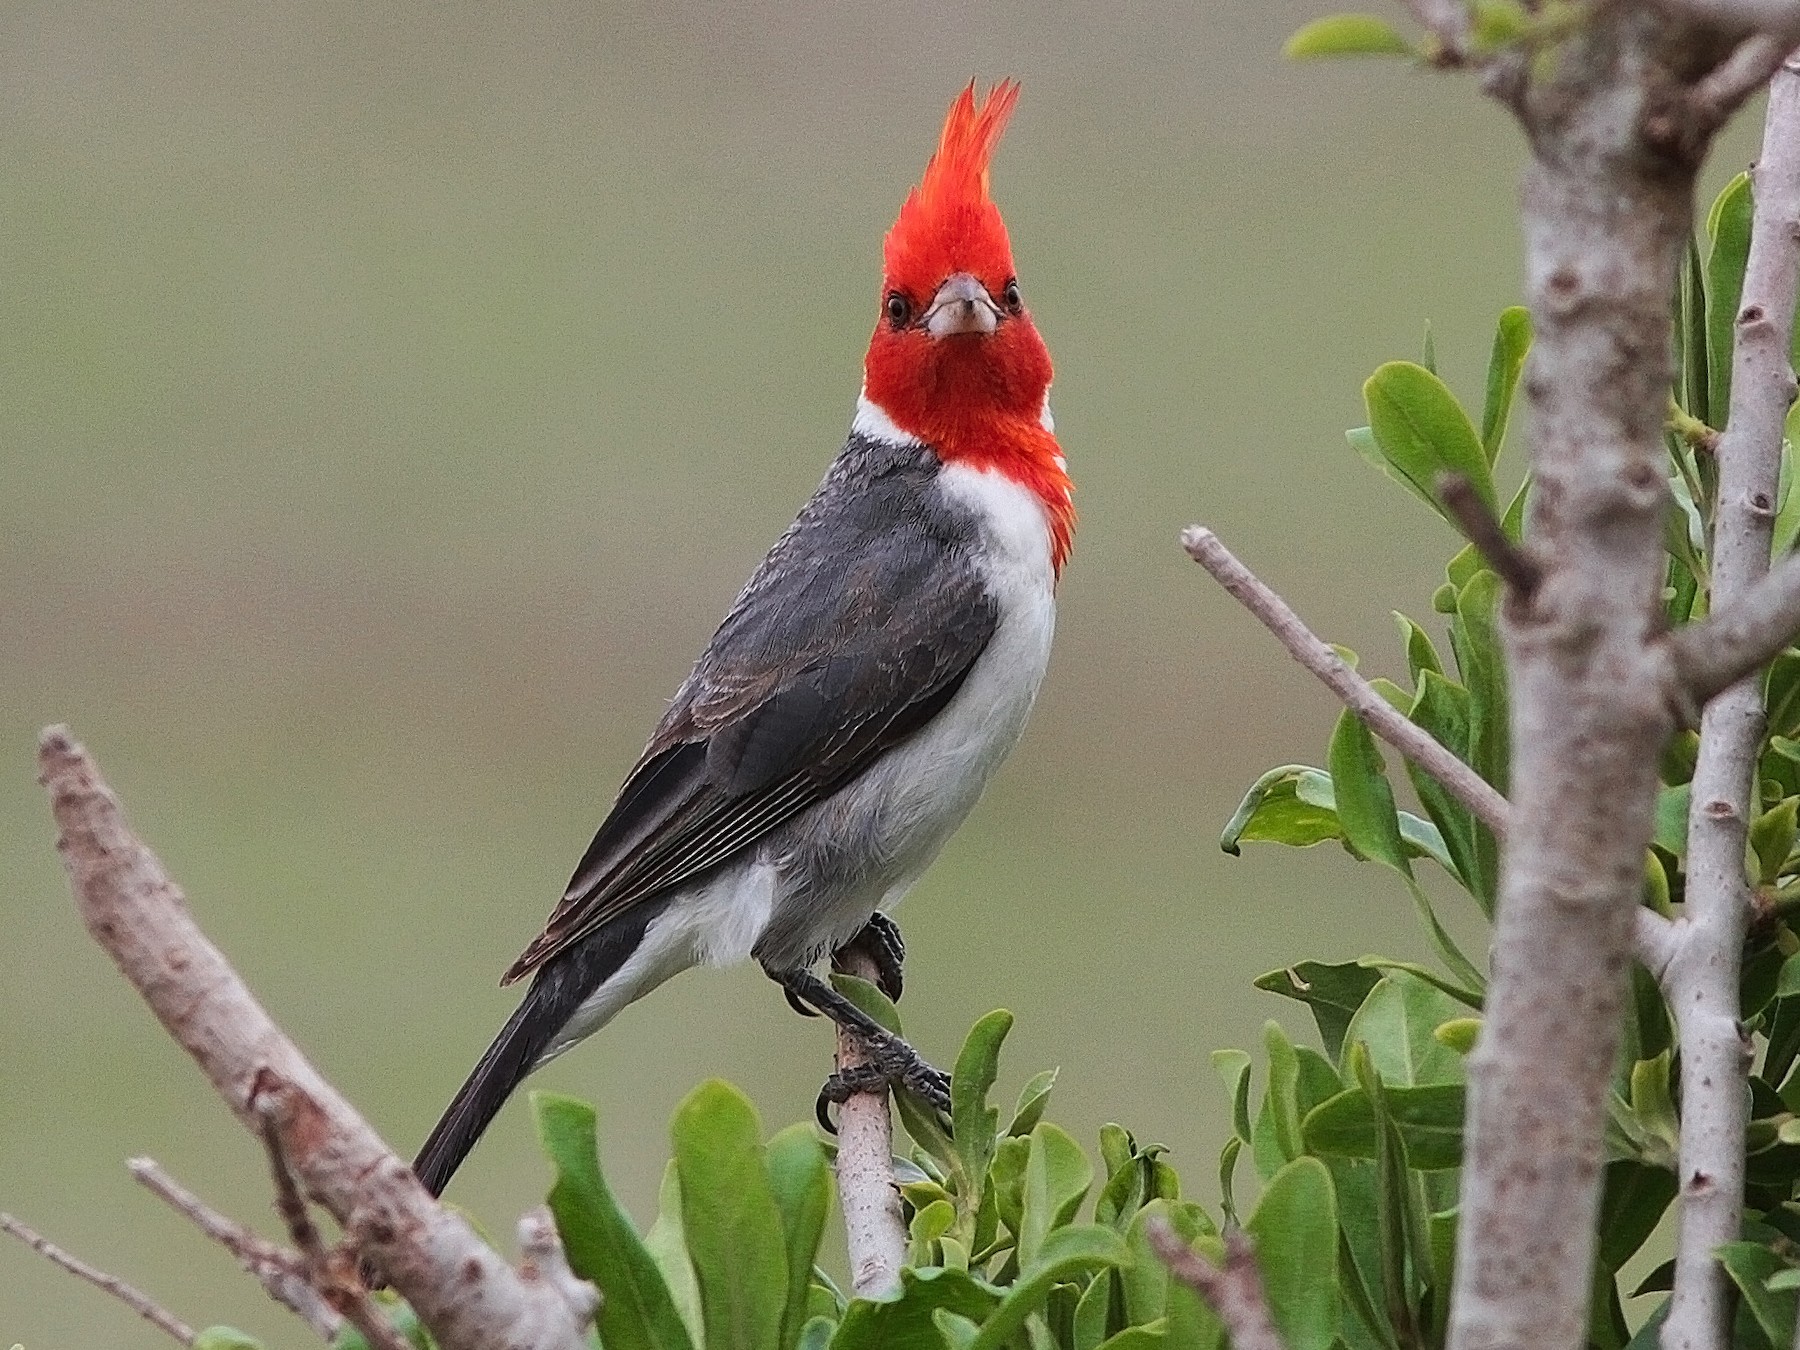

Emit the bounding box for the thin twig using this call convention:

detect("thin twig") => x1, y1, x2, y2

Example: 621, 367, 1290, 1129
2, 1211, 195, 1345
260, 1111, 329, 1260
259, 1100, 414, 1350
831, 948, 907, 1299
1400, 0, 1472, 62
517, 1208, 601, 1326
1693, 31, 1800, 124
1664, 54, 1800, 1350
1668, 547, 1800, 702
1437, 474, 1543, 596
1182, 525, 1510, 836
37, 726, 596, 1350
129, 1157, 342, 1340
1147, 1219, 1288, 1350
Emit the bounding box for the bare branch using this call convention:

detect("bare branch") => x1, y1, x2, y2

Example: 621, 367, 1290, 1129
1182, 525, 1510, 836
1694, 32, 1800, 124
129, 1157, 342, 1340
1664, 55, 1800, 1350
1400, 0, 1472, 62
259, 1111, 330, 1264
1147, 1220, 1287, 1350
1439, 4, 1769, 1344
37, 725, 596, 1350
1436, 473, 1543, 597
1669, 549, 1800, 700
2, 1211, 195, 1345
257, 1109, 414, 1350
517, 1208, 601, 1327
830, 947, 907, 1298
1651, 0, 1800, 38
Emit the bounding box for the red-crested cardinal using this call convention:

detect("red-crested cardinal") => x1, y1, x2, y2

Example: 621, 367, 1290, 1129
414, 80, 1071, 1196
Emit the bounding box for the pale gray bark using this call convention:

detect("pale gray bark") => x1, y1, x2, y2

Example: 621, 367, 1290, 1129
36, 726, 597, 1350
832, 949, 907, 1298
1663, 57, 1800, 1350
1148, 1221, 1288, 1350
0, 1213, 196, 1344
1441, 10, 1800, 1350
129, 1157, 344, 1339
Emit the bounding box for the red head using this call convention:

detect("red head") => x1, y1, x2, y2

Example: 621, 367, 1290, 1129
864, 80, 1072, 573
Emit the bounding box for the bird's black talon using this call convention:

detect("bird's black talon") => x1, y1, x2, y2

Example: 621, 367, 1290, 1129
815, 1064, 891, 1132
785, 986, 821, 1018
832, 912, 907, 1002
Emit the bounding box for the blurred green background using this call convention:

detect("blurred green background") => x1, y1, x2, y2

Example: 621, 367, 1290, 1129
1, 2, 1763, 1344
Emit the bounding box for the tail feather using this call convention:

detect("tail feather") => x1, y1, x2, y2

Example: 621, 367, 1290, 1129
413, 898, 669, 1197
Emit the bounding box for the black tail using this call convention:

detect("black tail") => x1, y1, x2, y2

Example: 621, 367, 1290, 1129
412, 899, 667, 1197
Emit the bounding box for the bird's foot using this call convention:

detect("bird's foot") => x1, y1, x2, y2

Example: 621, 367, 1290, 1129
776, 968, 951, 1130
831, 912, 907, 1002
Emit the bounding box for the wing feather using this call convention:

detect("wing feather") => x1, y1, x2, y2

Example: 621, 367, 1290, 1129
501, 438, 996, 984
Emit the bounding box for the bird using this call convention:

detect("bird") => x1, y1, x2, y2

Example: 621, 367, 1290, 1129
412, 79, 1072, 1198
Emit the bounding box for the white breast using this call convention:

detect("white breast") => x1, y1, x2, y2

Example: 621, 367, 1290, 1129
825, 459, 1057, 900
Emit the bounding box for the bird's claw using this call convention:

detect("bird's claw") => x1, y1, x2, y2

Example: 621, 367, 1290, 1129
832, 912, 907, 1002
812, 1026, 952, 1133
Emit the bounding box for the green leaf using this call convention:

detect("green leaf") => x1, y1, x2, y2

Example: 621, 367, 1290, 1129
968, 1227, 1131, 1350
534, 1092, 695, 1350
331, 1307, 430, 1350
1752, 798, 1799, 884
1364, 360, 1496, 515
1211, 1050, 1254, 1144
910, 1199, 956, 1265
1217, 1136, 1243, 1228
1706, 172, 1754, 428
933, 1309, 980, 1350
1481, 306, 1532, 462
1654, 783, 1692, 858
1681, 233, 1711, 426
1301, 1084, 1466, 1169
672, 1081, 788, 1350
1094, 1328, 1169, 1350
1221, 765, 1344, 853
1020, 1123, 1094, 1265
1718, 1242, 1798, 1348
1329, 711, 1412, 872
195, 1331, 266, 1350
830, 973, 901, 1034
1010, 1069, 1059, 1138
1255, 962, 1384, 1061
1433, 1018, 1481, 1054
644, 1162, 705, 1348
1452, 571, 1509, 795
1264, 1020, 1305, 1164
800, 1315, 837, 1350
1247, 1158, 1341, 1350
1766, 651, 1800, 739
1072, 1272, 1116, 1350
991, 1135, 1030, 1240
1394, 612, 1445, 683
1407, 671, 1491, 913
1284, 14, 1415, 57
767, 1123, 832, 1350
1341, 973, 1468, 1086
1123, 1201, 1216, 1328
1330, 711, 1486, 989
830, 1266, 1001, 1350
1596, 1161, 1678, 1273
953, 1010, 1015, 1195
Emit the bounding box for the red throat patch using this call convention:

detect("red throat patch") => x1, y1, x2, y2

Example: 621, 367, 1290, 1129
863, 80, 1073, 578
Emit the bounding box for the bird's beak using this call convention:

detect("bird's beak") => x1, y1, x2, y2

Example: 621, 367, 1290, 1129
923, 273, 1002, 339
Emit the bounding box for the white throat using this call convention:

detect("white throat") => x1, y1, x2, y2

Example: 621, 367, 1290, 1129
852, 390, 922, 447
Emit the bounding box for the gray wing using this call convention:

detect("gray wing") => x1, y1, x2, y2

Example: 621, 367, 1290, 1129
502, 436, 995, 983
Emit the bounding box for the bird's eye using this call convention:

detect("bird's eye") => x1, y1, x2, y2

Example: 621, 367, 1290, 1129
1003, 279, 1023, 314
885, 292, 912, 327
